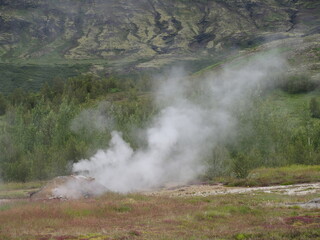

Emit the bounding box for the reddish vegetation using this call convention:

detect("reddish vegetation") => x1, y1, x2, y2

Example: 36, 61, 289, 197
0, 192, 319, 240
285, 215, 320, 225
54, 236, 77, 240
37, 235, 51, 240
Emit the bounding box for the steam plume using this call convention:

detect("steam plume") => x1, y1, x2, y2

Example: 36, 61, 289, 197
72, 52, 286, 193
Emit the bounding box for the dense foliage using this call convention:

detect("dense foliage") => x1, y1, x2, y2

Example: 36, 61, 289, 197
0, 74, 319, 182
0, 74, 155, 181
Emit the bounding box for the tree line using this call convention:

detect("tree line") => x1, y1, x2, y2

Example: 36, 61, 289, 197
0, 73, 319, 182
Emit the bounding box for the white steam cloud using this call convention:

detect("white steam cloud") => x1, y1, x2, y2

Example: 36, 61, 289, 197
72, 52, 286, 193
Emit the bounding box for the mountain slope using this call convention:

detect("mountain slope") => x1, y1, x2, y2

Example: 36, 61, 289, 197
0, 0, 319, 92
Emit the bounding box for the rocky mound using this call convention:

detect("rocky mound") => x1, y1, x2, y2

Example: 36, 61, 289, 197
30, 175, 108, 200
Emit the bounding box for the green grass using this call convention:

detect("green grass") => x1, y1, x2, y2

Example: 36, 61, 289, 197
0, 189, 33, 199
0, 181, 45, 199
0, 181, 45, 191
112, 204, 132, 213
223, 165, 320, 187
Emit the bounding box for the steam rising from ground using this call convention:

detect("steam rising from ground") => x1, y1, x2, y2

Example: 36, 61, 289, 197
72, 53, 286, 193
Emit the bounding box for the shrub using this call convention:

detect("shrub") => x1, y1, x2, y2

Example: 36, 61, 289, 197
232, 153, 251, 178
310, 97, 320, 118
0, 94, 7, 116
281, 74, 316, 94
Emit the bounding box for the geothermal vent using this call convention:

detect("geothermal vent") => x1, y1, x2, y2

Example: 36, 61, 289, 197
30, 175, 108, 200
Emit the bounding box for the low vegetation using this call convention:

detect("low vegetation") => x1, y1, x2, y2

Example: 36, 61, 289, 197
0, 181, 45, 199
0, 190, 319, 240
222, 165, 320, 187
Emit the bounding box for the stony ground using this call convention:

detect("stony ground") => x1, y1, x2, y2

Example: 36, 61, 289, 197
144, 182, 320, 198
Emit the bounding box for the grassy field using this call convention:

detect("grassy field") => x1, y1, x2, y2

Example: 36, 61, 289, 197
0, 181, 45, 199
0, 191, 319, 240
0, 165, 319, 240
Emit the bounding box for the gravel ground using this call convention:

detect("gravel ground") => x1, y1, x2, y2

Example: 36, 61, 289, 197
144, 182, 320, 197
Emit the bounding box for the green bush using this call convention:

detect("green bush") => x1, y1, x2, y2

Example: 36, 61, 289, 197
310, 97, 320, 118
0, 74, 156, 182
281, 74, 317, 94
0, 94, 7, 116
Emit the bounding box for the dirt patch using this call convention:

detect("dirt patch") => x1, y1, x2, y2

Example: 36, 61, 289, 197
144, 182, 320, 197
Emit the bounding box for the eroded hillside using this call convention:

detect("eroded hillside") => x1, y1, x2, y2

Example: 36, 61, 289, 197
0, 0, 319, 91
0, 0, 319, 62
